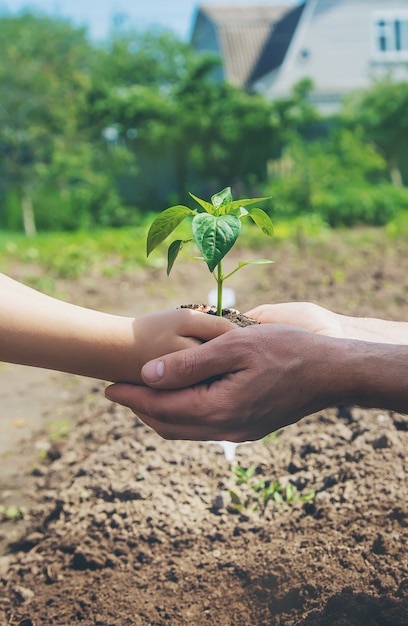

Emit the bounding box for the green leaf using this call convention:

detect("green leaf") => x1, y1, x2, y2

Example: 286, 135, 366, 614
221, 196, 271, 214
229, 489, 242, 505
300, 490, 316, 503
147, 206, 194, 256
237, 259, 274, 269
263, 491, 275, 506
189, 192, 215, 214
247, 208, 274, 236
231, 206, 249, 218
252, 479, 266, 492
167, 239, 190, 276
211, 186, 233, 209
285, 482, 296, 502
192, 213, 241, 273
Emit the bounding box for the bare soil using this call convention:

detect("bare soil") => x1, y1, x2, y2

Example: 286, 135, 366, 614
1, 230, 408, 626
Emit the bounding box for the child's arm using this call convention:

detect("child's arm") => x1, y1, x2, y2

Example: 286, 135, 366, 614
0, 274, 233, 383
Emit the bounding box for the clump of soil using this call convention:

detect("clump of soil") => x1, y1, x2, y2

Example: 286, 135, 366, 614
180, 303, 259, 327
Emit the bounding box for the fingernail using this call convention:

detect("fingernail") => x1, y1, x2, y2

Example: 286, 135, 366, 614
142, 359, 164, 383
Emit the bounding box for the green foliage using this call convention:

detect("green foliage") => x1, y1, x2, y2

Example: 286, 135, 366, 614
48, 419, 71, 441
229, 465, 315, 515
0, 12, 96, 234
271, 78, 320, 146
232, 464, 257, 485
262, 430, 282, 446
343, 78, 408, 186
186, 82, 279, 190
2, 216, 407, 297
100, 48, 279, 203
0, 504, 26, 522
0, 226, 151, 282
1, 13, 407, 235
93, 29, 193, 92
263, 127, 406, 226
386, 209, 408, 238
313, 184, 408, 228
146, 187, 273, 314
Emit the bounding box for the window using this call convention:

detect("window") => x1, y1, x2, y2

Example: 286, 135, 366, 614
373, 11, 408, 60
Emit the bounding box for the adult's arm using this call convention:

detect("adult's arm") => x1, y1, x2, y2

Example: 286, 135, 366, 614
0, 273, 232, 383
105, 323, 408, 441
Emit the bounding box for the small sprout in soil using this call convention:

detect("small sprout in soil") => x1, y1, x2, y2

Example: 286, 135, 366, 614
48, 418, 71, 441
262, 429, 282, 446
232, 464, 257, 485
228, 466, 316, 515
146, 187, 274, 316
0, 504, 26, 522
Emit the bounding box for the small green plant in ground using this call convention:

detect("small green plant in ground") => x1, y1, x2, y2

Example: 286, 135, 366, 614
229, 465, 315, 515
48, 418, 71, 441
262, 429, 282, 446
0, 504, 26, 522
146, 187, 274, 315
233, 464, 257, 485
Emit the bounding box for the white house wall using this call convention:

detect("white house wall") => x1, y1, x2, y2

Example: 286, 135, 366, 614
255, 0, 408, 113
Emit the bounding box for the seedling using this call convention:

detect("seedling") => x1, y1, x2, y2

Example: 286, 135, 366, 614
232, 464, 257, 485
228, 465, 316, 515
0, 504, 26, 521
146, 187, 274, 316
262, 429, 282, 446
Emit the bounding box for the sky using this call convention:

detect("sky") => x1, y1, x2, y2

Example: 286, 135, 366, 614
1, 0, 298, 42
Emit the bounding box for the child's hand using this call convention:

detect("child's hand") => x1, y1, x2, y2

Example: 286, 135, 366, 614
133, 308, 234, 367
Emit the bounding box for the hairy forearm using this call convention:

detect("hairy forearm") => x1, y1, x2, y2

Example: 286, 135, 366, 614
329, 338, 408, 414
0, 277, 141, 383
340, 315, 408, 345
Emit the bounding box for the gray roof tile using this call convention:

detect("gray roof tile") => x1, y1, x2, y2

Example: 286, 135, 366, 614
196, 4, 297, 86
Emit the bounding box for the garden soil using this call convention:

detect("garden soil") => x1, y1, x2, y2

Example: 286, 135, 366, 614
1, 230, 408, 626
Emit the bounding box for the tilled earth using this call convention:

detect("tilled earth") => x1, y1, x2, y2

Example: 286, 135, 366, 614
1, 229, 408, 625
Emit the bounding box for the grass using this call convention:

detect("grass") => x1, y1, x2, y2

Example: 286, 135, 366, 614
1, 210, 407, 289
0, 225, 151, 279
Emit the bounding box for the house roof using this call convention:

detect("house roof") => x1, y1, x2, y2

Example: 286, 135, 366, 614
194, 4, 297, 87
249, 3, 306, 85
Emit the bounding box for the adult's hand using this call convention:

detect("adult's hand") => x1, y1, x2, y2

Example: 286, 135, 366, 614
247, 302, 345, 337
105, 324, 344, 441
247, 302, 408, 345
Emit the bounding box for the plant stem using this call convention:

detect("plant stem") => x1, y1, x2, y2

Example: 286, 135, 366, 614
216, 261, 224, 316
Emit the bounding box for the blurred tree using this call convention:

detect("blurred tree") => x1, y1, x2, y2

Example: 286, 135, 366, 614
0, 12, 130, 233
96, 33, 279, 205
270, 79, 320, 145
86, 29, 192, 133
262, 125, 399, 226
0, 12, 94, 233
184, 79, 278, 195
344, 78, 408, 187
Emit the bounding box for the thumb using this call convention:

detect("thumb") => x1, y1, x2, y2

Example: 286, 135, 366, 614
141, 332, 236, 389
